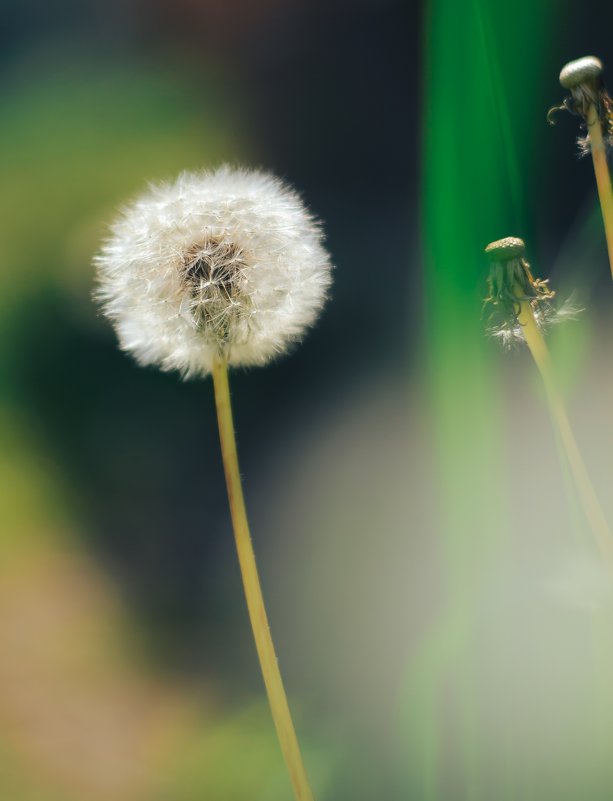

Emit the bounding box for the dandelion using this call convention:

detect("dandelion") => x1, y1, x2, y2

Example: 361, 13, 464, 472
483, 236, 579, 347
95, 166, 333, 801
484, 236, 556, 347
96, 166, 331, 377
548, 56, 613, 278
484, 237, 613, 563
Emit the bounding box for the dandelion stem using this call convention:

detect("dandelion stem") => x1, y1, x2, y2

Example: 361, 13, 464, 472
212, 356, 315, 801
515, 291, 613, 562
586, 102, 613, 279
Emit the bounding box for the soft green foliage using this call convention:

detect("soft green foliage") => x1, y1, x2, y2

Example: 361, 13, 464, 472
160, 702, 335, 801
0, 63, 243, 308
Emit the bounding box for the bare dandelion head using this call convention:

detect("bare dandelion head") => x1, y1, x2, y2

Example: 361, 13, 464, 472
482, 237, 578, 347
548, 55, 613, 155
484, 236, 526, 262
559, 56, 603, 90
94, 166, 333, 378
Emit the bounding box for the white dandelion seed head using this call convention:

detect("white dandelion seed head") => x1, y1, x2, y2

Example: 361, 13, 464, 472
94, 166, 333, 378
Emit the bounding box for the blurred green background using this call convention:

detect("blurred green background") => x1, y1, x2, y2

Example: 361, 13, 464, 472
3, 0, 613, 799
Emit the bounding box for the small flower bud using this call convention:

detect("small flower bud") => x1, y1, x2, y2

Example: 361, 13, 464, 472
94, 167, 333, 377
559, 56, 603, 89
548, 56, 613, 155
483, 237, 577, 347
484, 236, 526, 261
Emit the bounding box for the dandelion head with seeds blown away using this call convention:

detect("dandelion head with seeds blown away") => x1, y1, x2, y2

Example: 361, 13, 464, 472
94, 166, 333, 377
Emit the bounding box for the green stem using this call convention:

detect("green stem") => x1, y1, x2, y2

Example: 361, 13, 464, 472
515, 293, 613, 563
212, 356, 315, 801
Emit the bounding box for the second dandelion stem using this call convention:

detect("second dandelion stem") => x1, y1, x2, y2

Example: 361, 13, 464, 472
212, 356, 315, 801
515, 293, 613, 562
586, 102, 613, 279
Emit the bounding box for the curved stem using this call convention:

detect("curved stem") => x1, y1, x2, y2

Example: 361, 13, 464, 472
212, 356, 315, 801
586, 101, 613, 279
515, 295, 613, 564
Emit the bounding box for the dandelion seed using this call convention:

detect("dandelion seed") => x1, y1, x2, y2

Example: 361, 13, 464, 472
548, 56, 613, 278
94, 166, 333, 801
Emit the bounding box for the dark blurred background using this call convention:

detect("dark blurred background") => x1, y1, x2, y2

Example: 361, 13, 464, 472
4, 0, 613, 799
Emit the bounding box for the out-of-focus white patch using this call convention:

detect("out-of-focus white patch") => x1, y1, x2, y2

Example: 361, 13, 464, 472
543, 547, 613, 613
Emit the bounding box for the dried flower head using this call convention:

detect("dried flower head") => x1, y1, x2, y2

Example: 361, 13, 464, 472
483, 237, 577, 347
547, 56, 613, 155
94, 166, 333, 377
